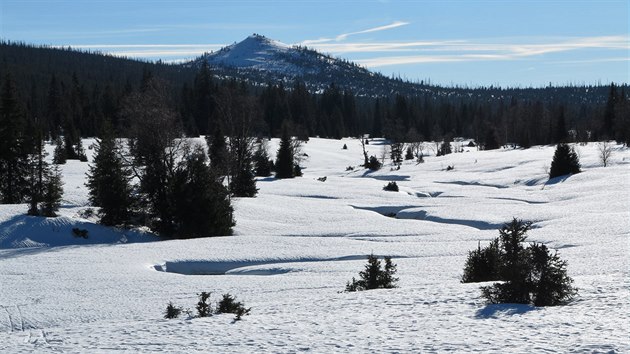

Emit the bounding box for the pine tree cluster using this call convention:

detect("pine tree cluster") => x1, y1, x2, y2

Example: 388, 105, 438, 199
165, 292, 250, 322
0, 73, 64, 216
346, 254, 399, 291
462, 218, 577, 307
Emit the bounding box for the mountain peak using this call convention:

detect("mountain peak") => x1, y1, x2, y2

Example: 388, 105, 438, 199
195, 34, 406, 96
202, 34, 290, 70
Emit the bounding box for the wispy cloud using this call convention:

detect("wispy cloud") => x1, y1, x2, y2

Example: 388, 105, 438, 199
335, 21, 410, 41
304, 35, 630, 67
301, 21, 409, 45
55, 44, 226, 59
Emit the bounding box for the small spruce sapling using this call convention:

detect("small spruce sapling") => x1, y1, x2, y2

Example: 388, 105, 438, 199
216, 293, 251, 321
196, 292, 212, 317
165, 301, 182, 319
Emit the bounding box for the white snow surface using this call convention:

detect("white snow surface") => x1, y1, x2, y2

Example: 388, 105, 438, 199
0, 138, 629, 353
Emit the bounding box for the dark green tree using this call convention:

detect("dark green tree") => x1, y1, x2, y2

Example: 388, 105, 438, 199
549, 143, 580, 179
230, 165, 257, 197
275, 125, 295, 179
253, 141, 272, 177
529, 243, 577, 306
474, 218, 578, 306
437, 135, 452, 156
345, 254, 398, 291
207, 125, 228, 177
52, 136, 66, 164
86, 124, 132, 225
461, 239, 501, 283
172, 146, 234, 238
366, 155, 381, 171
41, 165, 63, 217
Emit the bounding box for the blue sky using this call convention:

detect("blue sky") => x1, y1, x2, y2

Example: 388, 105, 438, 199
1, 0, 628, 87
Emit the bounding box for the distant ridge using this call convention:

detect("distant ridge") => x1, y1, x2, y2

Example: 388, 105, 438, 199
191, 33, 430, 96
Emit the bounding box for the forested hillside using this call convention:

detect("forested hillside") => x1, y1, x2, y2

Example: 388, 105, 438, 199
1, 40, 628, 147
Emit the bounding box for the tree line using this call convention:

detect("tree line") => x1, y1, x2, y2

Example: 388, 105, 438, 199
1, 40, 628, 148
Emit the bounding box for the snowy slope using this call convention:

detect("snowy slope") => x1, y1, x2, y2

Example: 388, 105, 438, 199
0, 139, 628, 353
203, 34, 302, 74
194, 34, 397, 95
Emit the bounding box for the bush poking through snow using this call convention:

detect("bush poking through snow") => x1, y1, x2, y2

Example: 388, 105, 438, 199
167, 292, 250, 321
465, 218, 578, 306
164, 302, 182, 319
217, 293, 251, 321
293, 164, 303, 177
346, 254, 399, 291
71, 228, 89, 239
383, 181, 399, 192
196, 292, 212, 317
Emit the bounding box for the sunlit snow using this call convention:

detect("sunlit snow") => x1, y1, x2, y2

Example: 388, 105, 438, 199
0, 138, 628, 352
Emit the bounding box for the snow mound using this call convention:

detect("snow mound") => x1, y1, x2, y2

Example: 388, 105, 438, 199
0, 214, 157, 248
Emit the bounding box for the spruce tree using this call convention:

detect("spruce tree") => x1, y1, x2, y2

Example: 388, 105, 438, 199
529, 243, 577, 306
438, 136, 452, 156
275, 125, 294, 179
253, 141, 272, 177
86, 125, 132, 226
74, 137, 88, 162
172, 147, 234, 238
549, 143, 580, 179
474, 218, 578, 306
230, 164, 258, 197
53, 136, 66, 164
41, 165, 63, 217
345, 254, 399, 291
208, 125, 228, 177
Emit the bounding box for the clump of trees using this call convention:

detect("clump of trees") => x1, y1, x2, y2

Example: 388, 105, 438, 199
462, 218, 577, 307
87, 78, 236, 238
165, 291, 250, 321
549, 143, 581, 179
346, 254, 398, 292
0, 73, 64, 216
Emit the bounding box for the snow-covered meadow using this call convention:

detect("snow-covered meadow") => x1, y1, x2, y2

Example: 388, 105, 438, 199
1, 138, 628, 353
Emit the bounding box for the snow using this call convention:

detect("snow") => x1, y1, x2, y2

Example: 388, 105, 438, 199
0, 138, 629, 352
203, 34, 306, 75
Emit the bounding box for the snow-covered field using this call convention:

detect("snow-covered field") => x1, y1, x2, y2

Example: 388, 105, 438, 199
1, 138, 628, 353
